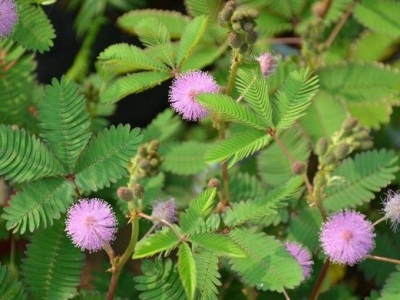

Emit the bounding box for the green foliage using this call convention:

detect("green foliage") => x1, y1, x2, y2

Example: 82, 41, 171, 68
118, 9, 189, 39
21, 219, 85, 299
184, 0, 223, 19
133, 226, 181, 259
324, 149, 399, 211
380, 265, 400, 299
2, 178, 75, 234
100, 71, 171, 104
142, 109, 183, 143
178, 242, 197, 300
229, 172, 264, 201
323, 0, 354, 26
176, 15, 209, 67
0, 125, 65, 183
74, 125, 142, 191
194, 250, 220, 300
134, 259, 185, 300
350, 32, 396, 62
38, 77, 92, 172
229, 227, 303, 292
0, 264, 27, 300
162, 141, 210, 175
11, 3, 55, 53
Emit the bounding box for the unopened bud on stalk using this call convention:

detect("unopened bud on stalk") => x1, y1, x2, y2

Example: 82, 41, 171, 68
334, 142, 350, 160
315, 137, 329, 156
292, 161, 306, 175
228, 32, 243, 49
117, 187, 133, 202
342, 117, 358, 132
132, 183, 145, 199
207, 178, 221, 189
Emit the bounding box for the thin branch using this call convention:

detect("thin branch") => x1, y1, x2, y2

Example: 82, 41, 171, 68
367, 255, 400, 265
325, 2, 356, 48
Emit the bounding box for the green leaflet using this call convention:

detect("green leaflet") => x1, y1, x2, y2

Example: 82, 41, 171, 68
229, 227, 303, 292
184, 0, 223, 19
272, 68, 319, 130
118, 9, 189, 39
0, 125, 65, 184
194, 250, 220, 300
180, 188, 217, 235
178, 243, 197, 300
257, 11, 293, 37
162, 141, 210, 175
2, 178, 75, 234
100, 71, 171, 104
196, 94, 268, 130
21, 219, 85, 299
142, 108, 183, 143
323, 0, 354, 26
353, 0, 400, 38
176, 15, 208, 67
0, 264, 27, 300
133, 226, 181, 259
351, 31, 396, 62
134, 259, 186, 300
190, 232, 247, 258
74, 125, 142, 192
380, 265, 400, 299
38, 77, 92, 172
11, 3, 55, 53
98, 43, 169, 74
229, 172, 264, 201
205, 128, 271, 167
324, 149, 399, 211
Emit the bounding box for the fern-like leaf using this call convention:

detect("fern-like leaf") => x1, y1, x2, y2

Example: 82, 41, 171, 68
178, 242, 197, 300
176, 15, 208, 67
38, 77, 92, 172
134, 259, 186, 300
324, 149, 399, 211
0, 125, 65, 183
74, 125, 142, 192
11, 3, 55, 53
380, 265, 400, 299
2, 178, 75, 234
229, 172, 264, 201
205, 129, 271, 167
194, 250, 220, 300
350, 31, 396, 62
184, 0, 223, 19
162, 142, 209, 175
190, 232, 247, 258
142, 108, 183, 142
100, 71, 171, 104
0, 264, 27, 300
180, 188, 217, 235
133, 226, 181, 259
236, 68, 272, 124
197, 94, 268, 130
98, 43, 169, 74
21, 219, 85, 299
118, 9, 189, 39
353, 0, 400, 38
272, 68, 319, 129
229, 227, 303, 292
323, 0, 353, 26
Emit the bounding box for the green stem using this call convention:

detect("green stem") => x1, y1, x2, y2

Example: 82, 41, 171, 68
106, 217, 139, 300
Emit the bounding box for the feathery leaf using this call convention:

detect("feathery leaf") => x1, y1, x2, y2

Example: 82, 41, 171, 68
194, 250, 220, 300
178, 243, 197, 300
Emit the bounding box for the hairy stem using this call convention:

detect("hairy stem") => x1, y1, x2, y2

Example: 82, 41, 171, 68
310, 258, 330, 300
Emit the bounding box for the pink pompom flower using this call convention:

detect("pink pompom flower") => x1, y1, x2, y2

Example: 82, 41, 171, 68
0, 0, 18, 38
66, 198, 118, 253
257, 52, 277, 78
382, 190, 400, 232
320, 210, 375, 266
285, 242, 313, 280
151, 197, 177, 227
168, 70, 219, 121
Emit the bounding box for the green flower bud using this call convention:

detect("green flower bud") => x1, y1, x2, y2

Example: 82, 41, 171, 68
245, 29, 258, 44
334, 142, 350, 160
139, 158, 150, 170
231, 11, 244, 22
315, 137, 329, 156
354, 130, 370, 141
360, 140, 373, 150
246, 8, 259, 19
239, 43, 248, 54
228, 32, 243, 49
324, 153, 337, 165
149, 158, 159, 167
232, 21, 242, 32
342, 117, 358, 132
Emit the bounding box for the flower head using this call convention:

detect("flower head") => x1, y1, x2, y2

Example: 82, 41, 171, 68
285, 242, 313, 280
0, 0, 18, 38
151, 198, 177, 226
257, 52, 277, 77
66, 198, 118, 252
168, 70, 219, 121
382, 190, 400, 232
320, 210, 375, 265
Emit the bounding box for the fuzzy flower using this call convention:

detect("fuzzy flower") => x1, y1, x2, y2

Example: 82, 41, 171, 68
285, 242, 313, 280
151, 198, 177, 226
320, 210, 375, 266
66, 199, 118, 253
382, 190, 400, 232
257, 52, 277, 77
0, 0, 18, 38
168, 70, 219, 121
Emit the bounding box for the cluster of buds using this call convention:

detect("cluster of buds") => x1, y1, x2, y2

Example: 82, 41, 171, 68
315, 117, 373, 167
219, 1, 259, 53
127, 140, 164, 180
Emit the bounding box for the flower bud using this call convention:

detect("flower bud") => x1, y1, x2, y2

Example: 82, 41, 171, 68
354, 130, 370, 141
239, 43, 249, 54
228, 32, 243, 49
246, 8, 259, 19
292, 161, 306, 175
359, 140, 373, 150
117, 187, 133, 202
342, 117, 358, 132
207, 178, 220, 188
245, 29, 258, 44
132, 183, 145, 199
334, 142, 350, 160
315, 137, 329, 156
324, 153, 337, 165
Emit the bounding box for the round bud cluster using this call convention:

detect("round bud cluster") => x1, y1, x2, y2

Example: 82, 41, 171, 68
218, 1, 259, 53
128, 140, 164, 179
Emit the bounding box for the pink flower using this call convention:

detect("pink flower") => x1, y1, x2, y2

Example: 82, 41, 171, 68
382, 190, 400, 232
168, 70, 219, 121
257, 52, 277, 77
320, 210, 375, 265
66, 199, 118, 252
151, 198, 177, 226
285, 242, 313, 280
0, 0, 18, 38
